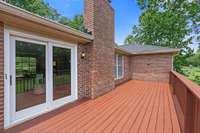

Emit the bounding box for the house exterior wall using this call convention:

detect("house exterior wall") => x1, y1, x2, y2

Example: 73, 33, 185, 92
115, 54, 132, 86
84, 0, 115, 98
78, 44, 91, 99
0, 22, 4, 131
0, 0, 115, 128
0, 0, 176, 130
131, 54, 173, 82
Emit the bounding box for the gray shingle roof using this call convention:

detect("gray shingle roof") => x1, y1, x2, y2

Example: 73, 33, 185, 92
117, 44, 179, 55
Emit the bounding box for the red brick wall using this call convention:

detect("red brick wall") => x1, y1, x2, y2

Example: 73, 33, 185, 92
84, 0, 115, 98
78, 44, 91, 99
115, 54, 132, 86
0, 22, 4, 130
131, 54, 173, 82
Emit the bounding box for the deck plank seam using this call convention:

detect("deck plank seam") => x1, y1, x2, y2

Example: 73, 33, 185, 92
102, 87, 150, 133
39, 87, 132, 132
128, 85, 157, 133
119, 86, 155, 133
110, 87, 151, 133
58, 85, 138, 132
137, 84, 160, 133
56, 95, 128, 132
87, 86, 146, 133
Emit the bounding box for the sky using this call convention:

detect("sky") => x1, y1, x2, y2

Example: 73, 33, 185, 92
44, 0, 198, 51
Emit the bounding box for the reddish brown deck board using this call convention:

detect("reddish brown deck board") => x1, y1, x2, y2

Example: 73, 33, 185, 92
102, 86, 149, 133
129, 83, 158, 133
94, 87, 145, 133
58, 91, 129, 133
137, 82, 159, 133
164, 84, 173, 133
41, 88, 127, 132
167, 87, 182, 133
156, 86, 164, 133
147, 83, 161, 133
78, 88, 142, 133
119, 85, 154, 133
4, 80, 181, 133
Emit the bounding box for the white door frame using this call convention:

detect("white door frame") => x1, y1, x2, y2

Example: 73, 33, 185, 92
4, 27, 78, 128
50, 43, 77, 109
10, 36, 49, 124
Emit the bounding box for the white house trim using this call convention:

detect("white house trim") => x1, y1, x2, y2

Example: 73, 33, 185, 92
4, 26, 11, 128
4, 26, 78, 128
115, 54, 124, 80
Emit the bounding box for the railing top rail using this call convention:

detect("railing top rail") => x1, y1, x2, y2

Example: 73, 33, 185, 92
171, 71, 200, 99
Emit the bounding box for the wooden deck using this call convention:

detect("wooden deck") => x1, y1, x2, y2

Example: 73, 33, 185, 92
5, 80, 181, 133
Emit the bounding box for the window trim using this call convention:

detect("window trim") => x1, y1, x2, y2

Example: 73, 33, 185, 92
115, 54, 124, 80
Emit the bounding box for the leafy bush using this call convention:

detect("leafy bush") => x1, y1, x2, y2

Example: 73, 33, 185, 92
187, 52, 200, 67
181, 66, 200, 85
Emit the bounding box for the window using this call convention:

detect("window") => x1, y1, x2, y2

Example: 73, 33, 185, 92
15, 40, 46, 111
115, 54, 124, 79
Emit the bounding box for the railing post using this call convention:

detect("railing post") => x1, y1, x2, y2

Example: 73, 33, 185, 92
184, 90, 195, 133
170, 72, 175, 94
170, 71, 200, 133
194, 99, 200, 133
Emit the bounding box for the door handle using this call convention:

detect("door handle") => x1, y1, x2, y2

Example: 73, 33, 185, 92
10, 75, 12, 86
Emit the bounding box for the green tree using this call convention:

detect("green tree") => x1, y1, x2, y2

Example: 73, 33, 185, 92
68, 15, 84, 31
59, 15, 84, 31
6, 0, 85, 31
59, 17, 70, 26
126, 0, 200, 48
174, 47, 194, 73
187, 48, 200, 67
124, 25, 141, 44
125, 0, 200, 72
6, 0, 60, 20
199, 44, 200, 51
124, 35, 134, 44
128, 11, 191, 48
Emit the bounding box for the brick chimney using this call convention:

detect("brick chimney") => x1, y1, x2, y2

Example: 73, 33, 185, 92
84, 0, 115, 98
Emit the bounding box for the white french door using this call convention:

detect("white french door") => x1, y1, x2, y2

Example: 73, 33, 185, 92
10, 37, 48, 123
50, 43, 77, 109
8, 35, 77, 126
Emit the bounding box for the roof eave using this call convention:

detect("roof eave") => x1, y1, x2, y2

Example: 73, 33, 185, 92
115, 47, 133, 55
133, 49, 180, 55
0, 1, 94, 43
115, 47, 180, 56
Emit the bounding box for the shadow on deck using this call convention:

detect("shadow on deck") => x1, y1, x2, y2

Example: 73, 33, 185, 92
5, 80, 181, 133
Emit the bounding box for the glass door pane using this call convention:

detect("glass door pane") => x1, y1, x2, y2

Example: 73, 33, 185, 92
53, 46, 71, 100
16, 41, 46, 111
118, 56, 123, 78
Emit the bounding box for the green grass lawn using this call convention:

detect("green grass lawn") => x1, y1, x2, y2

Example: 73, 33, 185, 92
181, 66, 200, 85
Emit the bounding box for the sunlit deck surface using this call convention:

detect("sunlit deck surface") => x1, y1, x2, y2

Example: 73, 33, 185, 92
5, 80, 181, 133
